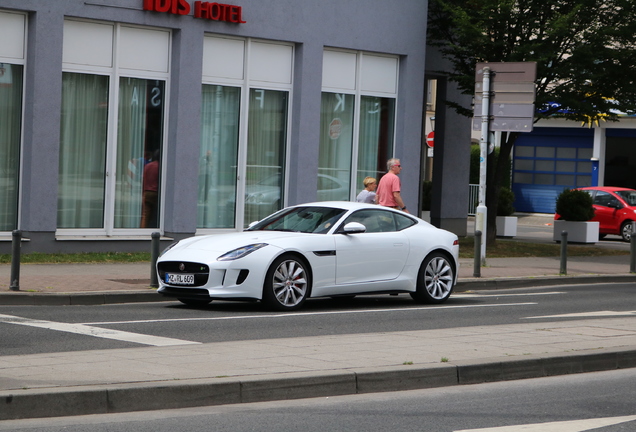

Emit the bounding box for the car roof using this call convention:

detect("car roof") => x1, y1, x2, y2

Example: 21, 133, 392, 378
579, 186, 636, 193
291, 201, 400, 212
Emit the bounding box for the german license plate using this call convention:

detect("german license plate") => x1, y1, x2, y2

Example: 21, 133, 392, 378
166, 273, 195, 285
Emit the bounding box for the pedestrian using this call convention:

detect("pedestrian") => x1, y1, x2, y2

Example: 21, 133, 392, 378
141, 149, 160, 228
356, 176, 377, 203
375, 158, 408, 213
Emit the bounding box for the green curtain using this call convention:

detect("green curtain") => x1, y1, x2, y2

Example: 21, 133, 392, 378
114, 78, 164, 229
244, 88, 288, 225
357, 96, 394, 191
198, 85, 241, 228
0, 63, 22, 231
318, 92, 354, 201
58, 73, 109, 229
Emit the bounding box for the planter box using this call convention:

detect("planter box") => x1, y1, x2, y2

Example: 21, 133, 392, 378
553, 220, 599, 244
496, 216, 517, 238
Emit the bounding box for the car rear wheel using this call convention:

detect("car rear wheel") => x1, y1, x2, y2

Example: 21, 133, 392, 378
410, 252, 454, 304
621, 221, 633, 242
178, 298, 212, 307
262, 254, 311, 311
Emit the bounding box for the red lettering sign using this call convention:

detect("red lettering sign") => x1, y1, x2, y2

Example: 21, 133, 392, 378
144, 0, 246, 23
144, 0, 191, 15
193, 2, 246, 23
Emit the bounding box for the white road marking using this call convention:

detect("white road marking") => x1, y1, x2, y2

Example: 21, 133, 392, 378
525, 310, 636, 319
454, 292, 565, 298
0, 314, 200, 346
80, 303, 538, 325
454, 414, 636, 431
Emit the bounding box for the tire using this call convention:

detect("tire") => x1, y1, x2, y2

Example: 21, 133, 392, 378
621, 221, 633, 242
262, 254, 311, 311
178, 298, 212, 307
410, 252, 455, 304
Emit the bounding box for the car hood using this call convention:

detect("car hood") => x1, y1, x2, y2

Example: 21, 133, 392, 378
166, 230, 312, 255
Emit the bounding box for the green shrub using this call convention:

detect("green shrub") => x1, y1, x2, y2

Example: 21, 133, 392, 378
555, 188, 594, 221
497, 187, 515, 216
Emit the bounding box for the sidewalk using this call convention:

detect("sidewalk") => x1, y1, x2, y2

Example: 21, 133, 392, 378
2, 236, 636, 420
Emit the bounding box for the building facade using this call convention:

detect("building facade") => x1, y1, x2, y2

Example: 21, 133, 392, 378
512, 119, 636, 214
1, 1, 474, 254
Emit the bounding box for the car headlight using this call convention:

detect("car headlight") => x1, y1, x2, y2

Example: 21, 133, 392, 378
217, 243, 268, 261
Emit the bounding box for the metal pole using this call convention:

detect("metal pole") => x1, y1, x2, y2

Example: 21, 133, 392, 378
475, 66, 491, 266
9, 230, 21, 291
560, 230, 568, 275
150, 232, 161, 288
473, 230, 482, 277
631, 222, 636, 273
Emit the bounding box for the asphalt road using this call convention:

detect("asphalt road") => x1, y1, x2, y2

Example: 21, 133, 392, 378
3, 367, 636, 431
2, 282, 636, 356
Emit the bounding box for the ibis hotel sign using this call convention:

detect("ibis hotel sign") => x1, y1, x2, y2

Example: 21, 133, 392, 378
143, 0, 246, 23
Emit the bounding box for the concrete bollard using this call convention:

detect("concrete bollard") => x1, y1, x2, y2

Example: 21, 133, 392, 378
9, 230, 21, 291
150, 232, 161, 288
473, 230, 481, 277
560, 230, 568, 275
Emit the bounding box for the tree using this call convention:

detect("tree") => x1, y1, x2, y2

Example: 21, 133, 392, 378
427, 0, 636, 244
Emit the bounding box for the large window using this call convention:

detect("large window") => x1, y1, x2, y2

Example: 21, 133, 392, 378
58, 21, 169, 234
319, 50, 398, 201
0, 11, 25, 232
198, 85, 241, 229
198, 36, 293, 230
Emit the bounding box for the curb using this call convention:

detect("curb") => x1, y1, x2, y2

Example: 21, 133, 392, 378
0, 291, 166, 306
3, 275, 636, 305
2, 346, 636, 420
455, 274, 636, 291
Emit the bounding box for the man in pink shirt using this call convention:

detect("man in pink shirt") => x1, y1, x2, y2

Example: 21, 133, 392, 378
375, 158, 409, 213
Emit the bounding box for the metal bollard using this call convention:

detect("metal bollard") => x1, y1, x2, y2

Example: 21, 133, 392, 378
473, 230, 482, 277
9, 230, 21, 291
560, 230, 568, 275
150, 232, 161, 288
631, 222, 636, 273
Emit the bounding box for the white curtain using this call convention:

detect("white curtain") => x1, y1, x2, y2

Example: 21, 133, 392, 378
198, 85, 241, 228
58, 73, 109, 228
0, 63, 22, 231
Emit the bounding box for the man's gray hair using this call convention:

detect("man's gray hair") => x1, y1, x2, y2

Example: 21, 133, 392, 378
387, 158, 400, 171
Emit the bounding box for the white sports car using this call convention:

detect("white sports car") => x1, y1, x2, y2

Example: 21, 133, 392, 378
156, 202, 459, 311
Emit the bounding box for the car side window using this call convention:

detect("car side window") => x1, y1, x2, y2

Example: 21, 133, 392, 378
343, 209, 396, 233
394, 213, 417, 230
594, 191, 614, 207
342, 209, 415, 233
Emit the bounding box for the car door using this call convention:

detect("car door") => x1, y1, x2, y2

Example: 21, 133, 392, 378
592, 191, 620, 232
334, 209, 409, 286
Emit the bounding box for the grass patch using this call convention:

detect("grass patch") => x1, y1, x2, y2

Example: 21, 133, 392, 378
0, 252, 151, 264
458, 237, 629, 259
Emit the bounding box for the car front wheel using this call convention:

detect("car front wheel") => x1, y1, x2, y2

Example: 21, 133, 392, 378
411, 252, 454, 304
621, 221, 633, 242
262, 254, 311, 311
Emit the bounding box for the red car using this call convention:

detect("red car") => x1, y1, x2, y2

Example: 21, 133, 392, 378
555, 186, 636, 241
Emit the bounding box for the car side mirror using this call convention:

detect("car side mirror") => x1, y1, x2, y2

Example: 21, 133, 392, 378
342, 222, 366, 234
608, 200, 623, 209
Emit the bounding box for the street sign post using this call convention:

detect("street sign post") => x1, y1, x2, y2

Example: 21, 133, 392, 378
472, 62, 537, 266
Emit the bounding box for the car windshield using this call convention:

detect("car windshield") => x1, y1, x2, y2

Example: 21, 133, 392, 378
614, 190, 636, 206
247, 206, 347, 234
